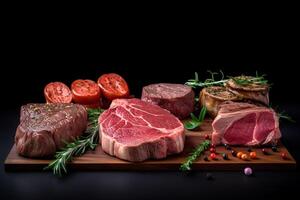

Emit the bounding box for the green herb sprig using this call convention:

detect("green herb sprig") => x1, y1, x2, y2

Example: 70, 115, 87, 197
229, 72, 268, 86
45, 108, 104, 176
184, 106, 207, 130
186, 71, 226, 88
278, 111, 295, 123
180, 140, 211, 171
185, 71, 269, 88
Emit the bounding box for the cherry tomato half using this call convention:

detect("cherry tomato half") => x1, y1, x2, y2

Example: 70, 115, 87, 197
97, 73, 129, 101
71, 79, 101, 104
44, 82, 72, 103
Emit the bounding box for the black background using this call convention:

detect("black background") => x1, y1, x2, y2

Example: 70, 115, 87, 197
2, 63, 299, 108
1, 62, 300, 200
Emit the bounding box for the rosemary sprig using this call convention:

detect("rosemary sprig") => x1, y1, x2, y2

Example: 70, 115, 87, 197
230, 72, 268, 86
45, 108, 104, 176
185, 71, 226, 88
185, 71, 268, 88
180, 140, 211, 171
278, 111, 295, 123
184, 106, 207, 130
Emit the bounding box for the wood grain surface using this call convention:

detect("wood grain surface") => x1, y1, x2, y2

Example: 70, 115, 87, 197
4, 120, 296, 171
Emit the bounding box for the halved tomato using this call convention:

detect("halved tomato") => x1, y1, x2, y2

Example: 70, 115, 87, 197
44, 82, 73, 103
97, 73, 129, 101
71, 79, 101, 104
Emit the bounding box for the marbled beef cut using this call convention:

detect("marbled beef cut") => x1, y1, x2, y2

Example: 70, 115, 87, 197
212, 102, 281, 146
98, 98, 185, 162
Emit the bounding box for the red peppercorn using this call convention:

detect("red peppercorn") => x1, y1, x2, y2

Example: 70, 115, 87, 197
210, 153, 217, 160
262, 148, 268, 155
211, 144, 216, 148
281, 152, 288, 160
204, 134, 210, 140
210, 147, 216, 153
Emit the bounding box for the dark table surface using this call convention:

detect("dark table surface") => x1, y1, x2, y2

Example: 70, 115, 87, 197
1, 104, 299, 200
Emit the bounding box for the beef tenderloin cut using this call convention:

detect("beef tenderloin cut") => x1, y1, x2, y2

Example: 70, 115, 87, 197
15, 103, 87, 157
141, 83, 194, 119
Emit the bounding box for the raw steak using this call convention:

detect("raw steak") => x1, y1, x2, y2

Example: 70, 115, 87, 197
212, 101, 281, 146
141, 83, 194, 119
98, 98, 185, 162
15, 103, 87, 157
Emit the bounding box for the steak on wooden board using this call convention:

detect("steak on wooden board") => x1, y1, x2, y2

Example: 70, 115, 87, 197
141, 83, 194, 119
225, 78, 269, 105
98, 98, 185, 162
212, 101, 281, 146
15, 103, 87, 157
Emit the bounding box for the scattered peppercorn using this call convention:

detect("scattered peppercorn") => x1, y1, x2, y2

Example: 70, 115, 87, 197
210, 147, 216, 153
210, 153, 217, 160
249, 152, 257, 159
204, 156, 209, 161
281, 152, 288, 160
237, 152, 243, 159
271, 146, 277, 152
241, 154, 248, 160
224, 144, 231, 150
262, 148, 268, 155
222, 153, 229, 160
204, 134, 210, 140
231, 150, 237, 157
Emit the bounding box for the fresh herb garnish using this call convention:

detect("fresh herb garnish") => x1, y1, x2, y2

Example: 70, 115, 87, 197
185, 71, 269, 88
278, 112, 295, 123
180, 140, 211, 171
230, 72, 268, 86
45, 108, 104, 176
186, 71, 226, 88
184, 106, 207, 130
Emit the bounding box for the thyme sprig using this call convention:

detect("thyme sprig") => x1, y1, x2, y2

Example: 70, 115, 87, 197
45, 108, 104, 176
180, 140, 211, 171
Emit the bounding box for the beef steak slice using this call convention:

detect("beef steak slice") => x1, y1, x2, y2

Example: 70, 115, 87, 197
212, 101, 281, 146
98, 98, 185, 162
141, 83, 194, 119
15, 103, 87, 157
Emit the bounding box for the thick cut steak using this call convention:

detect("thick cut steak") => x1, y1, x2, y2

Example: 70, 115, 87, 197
200, 86, 239, 117
98, 98, 185, 162
141, 83, 194, 119
212, 102, 281, 146
15, 103, 87, 157
225, 77, 269, 105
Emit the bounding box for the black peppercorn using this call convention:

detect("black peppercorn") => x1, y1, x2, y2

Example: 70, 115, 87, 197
231, 150, 237, 157
204, 156, 209, 161
222, 153, 229, 160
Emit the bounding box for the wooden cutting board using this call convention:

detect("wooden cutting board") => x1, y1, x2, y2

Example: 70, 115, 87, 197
4, 120, 296, 171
